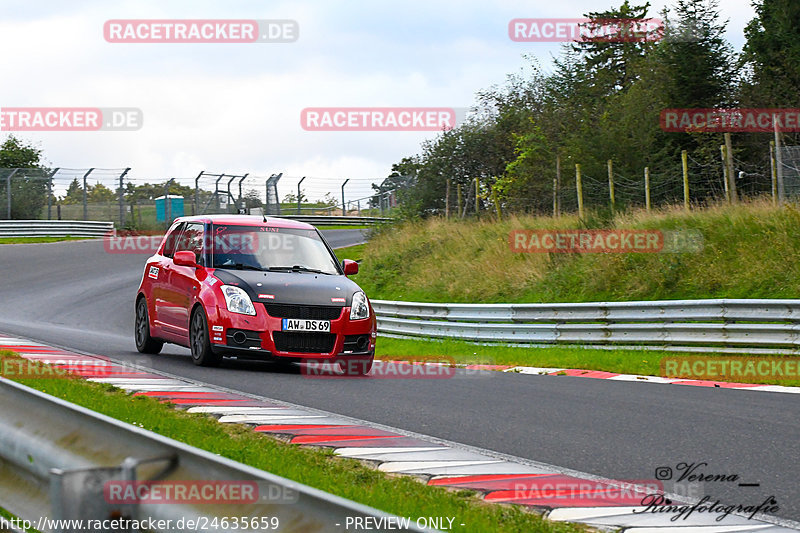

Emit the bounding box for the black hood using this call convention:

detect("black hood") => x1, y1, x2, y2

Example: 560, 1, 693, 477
211, 269, 363, 306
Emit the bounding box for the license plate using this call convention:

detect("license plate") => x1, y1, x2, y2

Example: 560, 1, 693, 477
281, 319, 331, 332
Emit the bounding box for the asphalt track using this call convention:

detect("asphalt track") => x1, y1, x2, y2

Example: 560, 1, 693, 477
1, 230, 798, 522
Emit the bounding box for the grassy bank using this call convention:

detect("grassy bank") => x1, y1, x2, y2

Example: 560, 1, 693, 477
354, 198, 800, 303
375, 338, 800, 387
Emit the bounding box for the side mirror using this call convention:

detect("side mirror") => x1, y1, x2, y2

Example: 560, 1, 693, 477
342, 259, 359, 276
174, 250, 198, 267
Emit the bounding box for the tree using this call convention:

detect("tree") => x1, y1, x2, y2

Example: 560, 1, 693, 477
62, 178, 84, 205
656, 0, 735, 109
740, 0, 800, 108
243, 189, 263, 208
87, 182, 116, 203
572, 1, 661, 95
282, 191, 306, 204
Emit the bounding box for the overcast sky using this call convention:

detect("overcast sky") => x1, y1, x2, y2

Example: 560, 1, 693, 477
0, 0, 756, 201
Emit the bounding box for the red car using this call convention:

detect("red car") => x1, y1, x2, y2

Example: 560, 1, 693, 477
134, 215, 376, 374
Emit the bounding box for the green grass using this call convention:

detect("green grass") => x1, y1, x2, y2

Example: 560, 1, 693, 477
355, 198, 800, 303
0, 236, 94, 244
0, 351, 584, 533
375, 337, 800, 386
333, 243, 367, 260
0, 506, 39, 533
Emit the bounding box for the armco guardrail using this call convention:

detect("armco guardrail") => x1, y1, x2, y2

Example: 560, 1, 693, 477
0, 378, 426, 533
271, 215, 392, 226
0, 220, 114, 237
371, 299, 800, 349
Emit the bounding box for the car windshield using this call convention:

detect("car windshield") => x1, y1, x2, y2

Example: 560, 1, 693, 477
209, 224, 340, 275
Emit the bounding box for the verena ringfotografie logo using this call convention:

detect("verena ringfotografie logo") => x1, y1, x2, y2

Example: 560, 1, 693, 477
104, 19, 298, 43
509, 18, 663, 43
0, 108, 142, 131
300, 107, 458, 131
509, 229, 703, 253
661, 108, 800, 132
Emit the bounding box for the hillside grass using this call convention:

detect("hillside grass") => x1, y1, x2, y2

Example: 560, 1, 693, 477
0, 236, 94, 244
356, 198, 800, 303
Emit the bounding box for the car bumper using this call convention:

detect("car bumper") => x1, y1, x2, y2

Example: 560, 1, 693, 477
206, 304, 376, 360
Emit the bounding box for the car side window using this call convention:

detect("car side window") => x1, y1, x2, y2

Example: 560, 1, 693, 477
176, 222, 205, 266
162, 222, 185, 258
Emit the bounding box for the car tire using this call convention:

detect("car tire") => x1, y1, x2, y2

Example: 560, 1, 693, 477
190, 307, 221, 367
338, 356, 373, 376
135, 298, 164, 354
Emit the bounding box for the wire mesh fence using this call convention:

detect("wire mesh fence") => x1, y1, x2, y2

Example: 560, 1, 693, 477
0, 167, 399, 228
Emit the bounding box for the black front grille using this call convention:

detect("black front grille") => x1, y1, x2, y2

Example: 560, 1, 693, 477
265, 304, 342, 320
272, 332, 336, 353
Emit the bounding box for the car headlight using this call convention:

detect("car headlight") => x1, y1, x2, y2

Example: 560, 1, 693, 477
221, 285, 256, 316
350, 291, 370, 320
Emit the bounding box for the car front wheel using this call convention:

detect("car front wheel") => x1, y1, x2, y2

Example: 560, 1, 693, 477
135, 298, 164, 354
190, 307, 221, 367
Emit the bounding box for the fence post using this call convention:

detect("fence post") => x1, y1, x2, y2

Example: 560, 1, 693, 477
576, 164, 584, 220
681, 151, 689, 210
719, 144, 730, 202
644, 167, 651, 212
357, 199, 361, 216
341, 178, 349, 216
607, 159, 615, 213
164, 180, 171, 229
770, 141, 778, 206
6, 169, 18, 219
194, 171, 204, 215
724, 132, 737, 203
46, 168, 59, 221
296, 176, 305, 214
774, 115, 786, 205
456, 183, 462, 219
118, 168, 130, 227
237, 174, 248, 212
445, 179, 450, 220
47, 175, 52, 220
82, 168, 94, 220
492, 185, 502, 219
554, 154, 561, 218
474, 178, 479, 215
